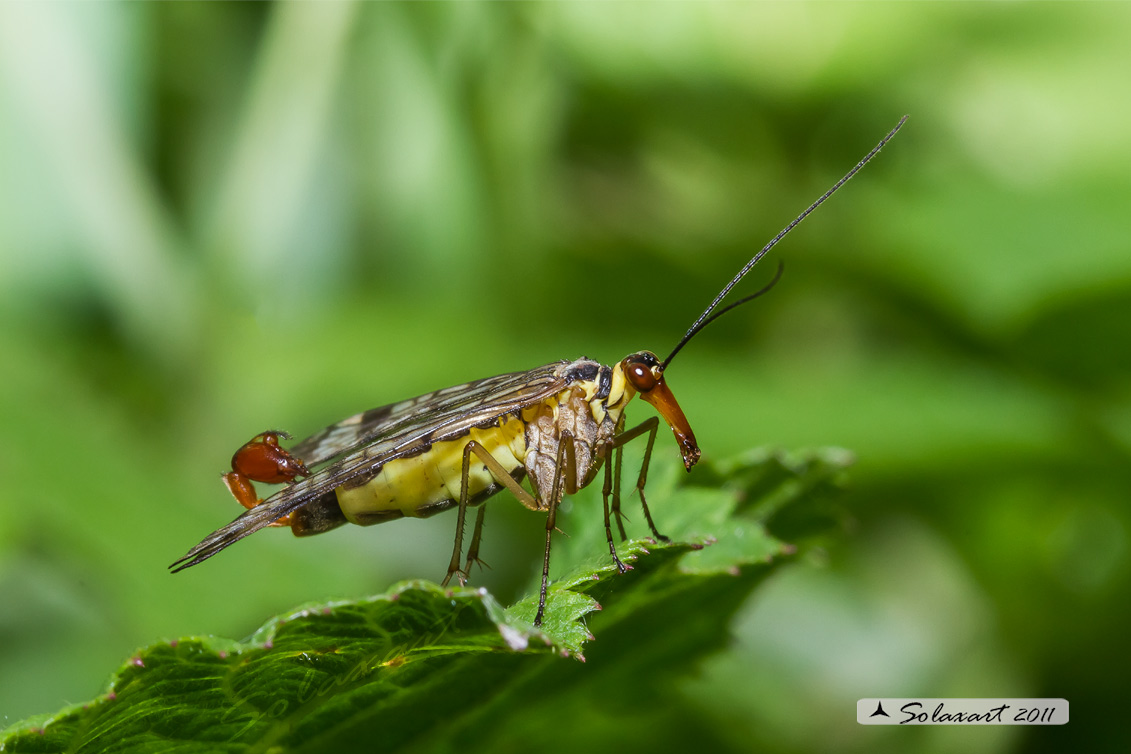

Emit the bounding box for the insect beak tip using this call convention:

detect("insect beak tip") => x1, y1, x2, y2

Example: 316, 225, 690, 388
641, 381, 700, 470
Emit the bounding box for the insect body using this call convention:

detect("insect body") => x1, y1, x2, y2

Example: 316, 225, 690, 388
172, 117, 907, 625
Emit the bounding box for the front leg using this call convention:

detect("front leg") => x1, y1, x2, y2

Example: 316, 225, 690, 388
610, 417, 669, 542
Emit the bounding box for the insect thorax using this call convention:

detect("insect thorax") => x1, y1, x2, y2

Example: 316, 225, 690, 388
521, 361, 628, 508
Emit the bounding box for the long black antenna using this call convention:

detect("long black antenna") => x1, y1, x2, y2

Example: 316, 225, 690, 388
662, 115, 908, 369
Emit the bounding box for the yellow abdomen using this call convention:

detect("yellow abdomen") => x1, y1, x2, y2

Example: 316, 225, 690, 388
335, 415, 527, 524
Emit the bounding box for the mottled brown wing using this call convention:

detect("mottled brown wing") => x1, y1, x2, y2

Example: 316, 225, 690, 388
170, 361, 575, 573
288, 367, 560, 467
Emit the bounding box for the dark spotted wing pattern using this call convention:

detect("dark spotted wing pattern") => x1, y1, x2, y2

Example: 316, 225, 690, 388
290, 368, 555, 467
170, 359, 592, 573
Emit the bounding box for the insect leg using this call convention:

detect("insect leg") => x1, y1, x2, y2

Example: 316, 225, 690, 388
535, 431, 578, 627
601, 447, 631, 574
442, 441, 538, 587
463, 506, 489, 576
610, 417, 669, 542
611, 441, 628, 540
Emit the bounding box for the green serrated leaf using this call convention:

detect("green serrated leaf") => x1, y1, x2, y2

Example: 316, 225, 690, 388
0, 448, 850, 754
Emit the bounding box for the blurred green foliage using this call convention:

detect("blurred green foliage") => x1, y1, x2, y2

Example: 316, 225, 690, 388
1, 450, 843, 752
0, 2, 1128, 752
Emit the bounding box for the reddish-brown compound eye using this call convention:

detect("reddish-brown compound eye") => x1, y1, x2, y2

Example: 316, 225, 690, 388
626, 362, 657, 392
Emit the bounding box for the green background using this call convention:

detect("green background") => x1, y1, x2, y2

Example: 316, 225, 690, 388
0, 2, 1127, 752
